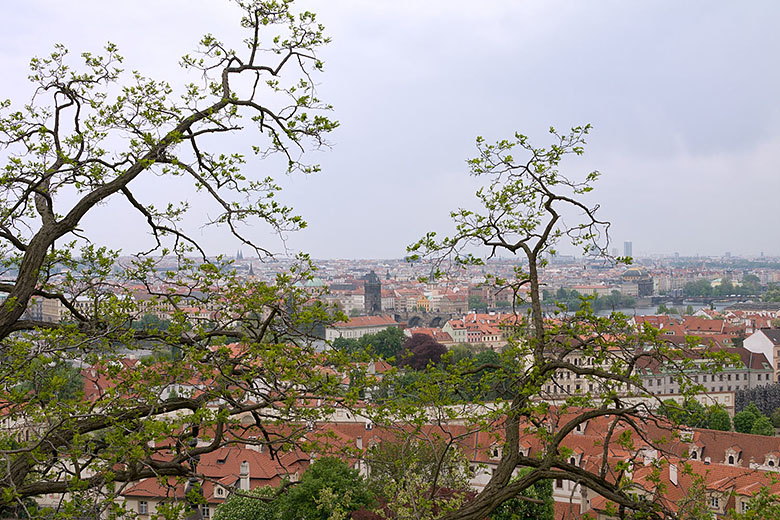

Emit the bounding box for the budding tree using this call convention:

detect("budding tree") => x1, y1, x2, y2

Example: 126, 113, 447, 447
0, 1, 355, 517
403, 126, 729, 520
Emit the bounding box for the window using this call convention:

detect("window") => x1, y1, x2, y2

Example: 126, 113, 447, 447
139, 501, 148, 515
555, 478, 564, 489
742, 501, 749, 513
691, 450, 697, 460
202, 506, 211, 519
728, 455, 735, 465
769, 460, 776, 467
703, 375, 707, 382
710, 496, 719, 509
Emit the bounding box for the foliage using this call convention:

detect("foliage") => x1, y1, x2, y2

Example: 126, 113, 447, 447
751, 415, 775, 436
726, 478, 780, 519
468, 294, 486, 310
555, 288, 636, 312
367, 438, 473, 520
15, 360, 84, 403
131, 312, 172, 331
707, 406, 732, 431
213, 487, 278, 520
402, 125, 724, 520
333, 327, 405, 361
490, 470, 553, 520
683, 277, 759, 298
658, 399, 708, 428
399, 333, 448, 370
656, 303, 680, 315
736, 384, 780, 416
734, 409, 759, 434
280, 457, 374, 520
0, 1, 354, 516
367, 438, 472, 493
215, 459, 374, 520
763, 285, 780, 303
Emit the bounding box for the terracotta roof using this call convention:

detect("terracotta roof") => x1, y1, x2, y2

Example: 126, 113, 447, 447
331, 315, 398, 329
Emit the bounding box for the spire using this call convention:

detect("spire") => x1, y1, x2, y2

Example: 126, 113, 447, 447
248, 262, 255, 277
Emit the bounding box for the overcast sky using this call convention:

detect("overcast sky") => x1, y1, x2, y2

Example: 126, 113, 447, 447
2, 1, 779, 259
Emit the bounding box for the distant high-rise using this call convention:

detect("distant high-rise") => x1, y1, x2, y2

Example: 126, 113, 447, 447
624, 241, 633, 258
363, 270, 381, 315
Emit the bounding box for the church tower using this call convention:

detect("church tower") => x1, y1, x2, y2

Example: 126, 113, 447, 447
363, 270, 381, 315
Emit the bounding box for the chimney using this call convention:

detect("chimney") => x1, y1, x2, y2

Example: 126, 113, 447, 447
356, 436, 363, 450
240, 460, 250, 490
669, 463, 678, 486
246, 437, 263, 452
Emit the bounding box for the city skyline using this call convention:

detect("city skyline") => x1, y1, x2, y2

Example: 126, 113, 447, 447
1, 1, 779, 260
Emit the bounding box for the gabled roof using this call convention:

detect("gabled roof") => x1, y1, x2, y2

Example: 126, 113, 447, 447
331, 315, 398, 329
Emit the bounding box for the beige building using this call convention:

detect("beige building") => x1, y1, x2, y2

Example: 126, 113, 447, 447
324, 315, 398, 342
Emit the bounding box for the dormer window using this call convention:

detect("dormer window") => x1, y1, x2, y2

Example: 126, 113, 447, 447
769, 460, 775, 467
728, 455, 735, 465
519, 445, 530, 457
691, 450, 698, 460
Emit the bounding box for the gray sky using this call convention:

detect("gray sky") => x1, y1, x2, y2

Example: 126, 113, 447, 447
2, 1, 779, 259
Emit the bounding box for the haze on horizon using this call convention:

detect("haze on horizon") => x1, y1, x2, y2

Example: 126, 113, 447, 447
1, 1, 778, 260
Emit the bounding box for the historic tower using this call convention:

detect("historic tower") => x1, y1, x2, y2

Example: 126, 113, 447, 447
363, 270, 382, 315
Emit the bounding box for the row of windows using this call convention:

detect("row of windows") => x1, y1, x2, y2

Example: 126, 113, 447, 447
647, 373, 770, 387
545, 383, 632, 394
137, 501, 209, 518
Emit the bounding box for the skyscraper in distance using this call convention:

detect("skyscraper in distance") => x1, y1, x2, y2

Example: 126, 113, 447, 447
624, 241, 633, 258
